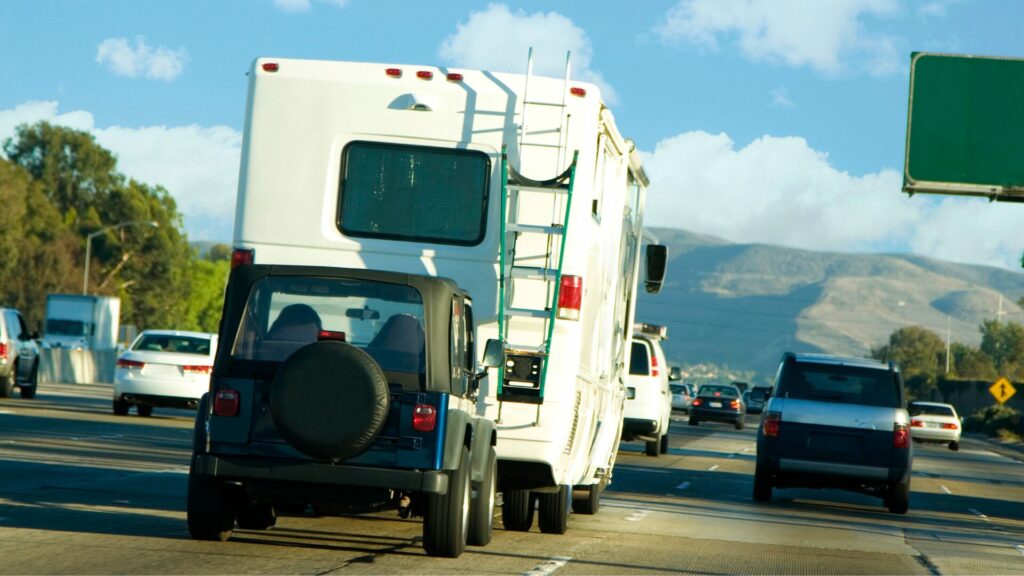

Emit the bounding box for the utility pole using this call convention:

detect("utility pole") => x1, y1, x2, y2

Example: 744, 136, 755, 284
945, 315, 951, 374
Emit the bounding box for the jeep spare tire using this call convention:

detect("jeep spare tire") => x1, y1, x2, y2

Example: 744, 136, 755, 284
270, 341, 390, 461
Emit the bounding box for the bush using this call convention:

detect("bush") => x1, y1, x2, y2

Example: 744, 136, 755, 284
965, 405, 1022, 437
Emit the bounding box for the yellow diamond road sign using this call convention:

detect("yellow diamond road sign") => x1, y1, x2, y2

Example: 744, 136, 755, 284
989, 378, 1016, 405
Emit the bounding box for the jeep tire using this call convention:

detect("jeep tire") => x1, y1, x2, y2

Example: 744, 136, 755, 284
423, 446, 470, 558
186, 457, 235, 541
467, 447, 496, 546
752, 463, 772, 502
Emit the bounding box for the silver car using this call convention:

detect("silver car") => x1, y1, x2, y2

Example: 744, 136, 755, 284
0, 308, 40, 399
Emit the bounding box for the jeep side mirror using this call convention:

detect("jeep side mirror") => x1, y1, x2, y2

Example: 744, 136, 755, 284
669, 366, 682, 381
482, 338, 503, 368
644, 244, 668, 294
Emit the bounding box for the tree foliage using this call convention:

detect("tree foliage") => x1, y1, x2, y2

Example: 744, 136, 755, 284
979, 320, 1024, 380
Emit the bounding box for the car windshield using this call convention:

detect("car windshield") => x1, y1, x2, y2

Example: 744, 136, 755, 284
231, 276, 426, 374
909, 403, 955, 417
133, 334, 211, 355
778, 362, 899, 407
698, 385, 738, 398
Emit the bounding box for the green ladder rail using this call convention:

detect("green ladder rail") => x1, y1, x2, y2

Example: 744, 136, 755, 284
496, 145, 578, 414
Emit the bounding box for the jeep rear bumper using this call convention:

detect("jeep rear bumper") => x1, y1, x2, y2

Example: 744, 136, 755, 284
193, 454, 449, 494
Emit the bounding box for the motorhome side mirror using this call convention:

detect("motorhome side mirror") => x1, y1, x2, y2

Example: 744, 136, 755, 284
482, 339, 503, 368
644, 244, 668, 294
669, 366, 682, 382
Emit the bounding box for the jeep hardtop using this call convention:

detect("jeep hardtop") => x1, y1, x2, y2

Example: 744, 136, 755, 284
187, 264, 498, 557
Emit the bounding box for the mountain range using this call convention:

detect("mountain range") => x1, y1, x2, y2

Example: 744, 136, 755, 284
634, 228, 1024, 383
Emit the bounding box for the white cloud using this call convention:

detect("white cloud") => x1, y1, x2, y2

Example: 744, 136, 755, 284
96, 37, 188, 81
641, 131, 1024, 270
654, 0, 904, 76
0, 101, 239, 242
917, 0, 958, 17
271, 0, 347, 12
438, 3, 617, 104
769, 87, 795, 108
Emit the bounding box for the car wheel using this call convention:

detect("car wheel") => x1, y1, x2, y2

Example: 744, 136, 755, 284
19, 362, 38, 399
659, 432, 669, 454
688, 417, 698, 426
752, 463, 772, 502
270, 341, 389, 461
735, 419, 745, 430
467, 447, 496, 547
1, 368, 15, 398
112, 398, 130, 416
645, 438, 659, 456
948, 441, 960, 451
537, 484, 570, 535
423, 446, 470, 558
235, 499, 277, 530
571, 482, 601, 515
186, 456, 235, 541
137, 404, 154, 417
501, 488, 534, 531
886, 480, 910, 514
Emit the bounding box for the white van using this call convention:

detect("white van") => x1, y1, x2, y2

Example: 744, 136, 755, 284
230, 55, 666, 534
621, 324, 672, 456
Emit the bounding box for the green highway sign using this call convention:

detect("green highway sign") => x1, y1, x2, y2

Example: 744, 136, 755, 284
904, 52, 1024, 201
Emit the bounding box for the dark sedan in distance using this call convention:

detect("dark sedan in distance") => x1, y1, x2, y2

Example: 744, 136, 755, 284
689, 384, 745, 429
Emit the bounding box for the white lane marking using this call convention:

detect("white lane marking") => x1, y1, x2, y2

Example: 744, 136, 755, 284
968, 508, 990, 521
727, 453, 735, 458
741, 447, 750, 452
1015, 545, 1024, 555
0, 410, 15, 414
940, 485, 952, 495
707, 464, 719, 472
114, 500, 131, 504
155, 468, 189, 475
0, 440, 14, 444
625, 510, 651, 522
676, 481, 690, 490
524, 556, 571, 576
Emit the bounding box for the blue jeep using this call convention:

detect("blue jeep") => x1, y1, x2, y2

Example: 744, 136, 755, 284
187, 264, 498, 557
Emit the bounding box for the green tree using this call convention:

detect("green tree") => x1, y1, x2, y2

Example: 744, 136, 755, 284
980, 319, 1024, 380
872, 325, 945, 398
949, 342, 997, 380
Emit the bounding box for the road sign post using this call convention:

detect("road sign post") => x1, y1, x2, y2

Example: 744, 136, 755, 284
989, 377, 1016, 406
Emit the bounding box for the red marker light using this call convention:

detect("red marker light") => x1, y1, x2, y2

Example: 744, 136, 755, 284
385, 68, 402, 77
416, 70, 433, 80
262, 62, 279, 72
556, 275, 583, 320
231, 248, 254, 269
570, 87, 586, 97
317, 330, 347, 342
446, 72, 463, 82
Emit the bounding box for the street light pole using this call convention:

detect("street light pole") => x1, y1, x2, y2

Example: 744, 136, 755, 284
82, 220, 159, 295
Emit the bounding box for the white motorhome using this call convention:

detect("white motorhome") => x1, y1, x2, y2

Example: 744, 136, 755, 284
231, 56, 666, 534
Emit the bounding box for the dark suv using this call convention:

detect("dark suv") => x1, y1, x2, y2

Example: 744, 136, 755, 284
0, 307, 40, 399
187, 265, 498, 558
753, 353, 912, 514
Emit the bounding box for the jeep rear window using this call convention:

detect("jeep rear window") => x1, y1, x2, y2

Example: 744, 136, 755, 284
778, 362, 899, 407
338, 141, 490, 245
231, 276, 426, 374
629, 341, 650, 375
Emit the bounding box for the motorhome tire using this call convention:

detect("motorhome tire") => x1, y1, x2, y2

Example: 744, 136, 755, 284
571, 483, 601, 515
501, 488, 534, 531
537, 485, 570, 534
423, 446, 470, 558
186, 457, 235, 541
270, 341, 389, 461
467, 447, 496, 546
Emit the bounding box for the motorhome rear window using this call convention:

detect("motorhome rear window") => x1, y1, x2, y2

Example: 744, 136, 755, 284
338, 142, 490, 245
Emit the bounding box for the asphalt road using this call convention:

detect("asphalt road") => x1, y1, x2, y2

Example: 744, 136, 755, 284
1, 383, 1023, 574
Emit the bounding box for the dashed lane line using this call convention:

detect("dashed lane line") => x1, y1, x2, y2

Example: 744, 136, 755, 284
707, 464, 719, 472
625, 510, 651, 522
940, 485, 952, 494
1015, 545, 1024, 556
968, 508, 990, 521
524, 556, 571, 576
676, 481, 690, 490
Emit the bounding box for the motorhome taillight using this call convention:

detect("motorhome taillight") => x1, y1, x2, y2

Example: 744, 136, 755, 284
556, 275, 583, 320
412, 404, 437, 432
182, 365, 213, 375
893, 424, 910, 448
650, 352, 660, 377
317, 330, 346, 342
117, 358, 145, 369
385, 68, 402, 77
231, 248, 254, 269
570, 87, 587, 97
416, 70, 433, 80
262, 62, 279, 72
763, 411, 781, 437
213, 388, 240, 417
446, 73, 463, 82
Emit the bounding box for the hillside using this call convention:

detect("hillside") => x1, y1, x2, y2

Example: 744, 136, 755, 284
635, 228, 1024, 382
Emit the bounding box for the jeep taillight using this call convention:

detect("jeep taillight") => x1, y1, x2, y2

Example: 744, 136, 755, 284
763, 411, 781, 438
412, 404, 437, 432
893, 423, 910, 448
213, 388, 240, 416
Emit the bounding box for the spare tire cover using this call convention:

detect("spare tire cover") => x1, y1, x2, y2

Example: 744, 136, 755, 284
270, 341, 390, 461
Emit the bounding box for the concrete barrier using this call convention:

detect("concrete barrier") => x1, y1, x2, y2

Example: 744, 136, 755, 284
39, 349, 117, 384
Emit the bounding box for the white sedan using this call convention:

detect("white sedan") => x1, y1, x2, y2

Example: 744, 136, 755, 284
909, 401, 962, 451
113, 330, 218, 416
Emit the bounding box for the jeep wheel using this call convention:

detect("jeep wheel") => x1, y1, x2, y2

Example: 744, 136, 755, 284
423, 446, 470, 558
752, 463, 772, 502
571, 482, 601, 515
886, 480, 910, 514
270, 341, 389, 461
501, 488, 534, 531
186, 457, 235, 541
467, 447, 496, 546
113, 398, 130, 416
537, 485, 570, 535
645, 439, 659, 456
236, 499, 277, 531
659, 432, 669, 454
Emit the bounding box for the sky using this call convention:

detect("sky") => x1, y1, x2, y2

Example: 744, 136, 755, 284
2, 0, 1023, 270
